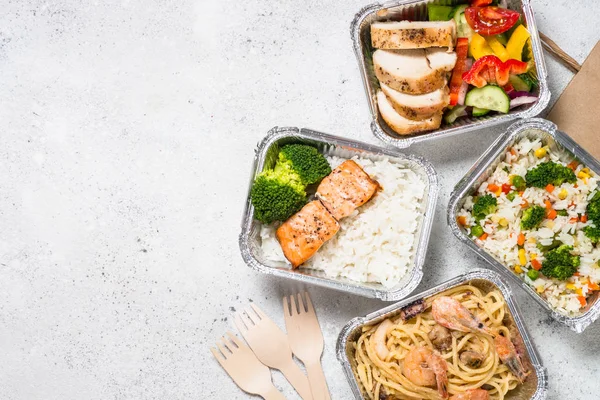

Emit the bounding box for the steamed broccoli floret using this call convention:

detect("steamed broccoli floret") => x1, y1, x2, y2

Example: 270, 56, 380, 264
278, 144, 331, 185
583, 225, 600, 244
250, 169, 306, 224
585, 191, 600, 223
540, 245, 580, 280
520, 205, 545, 230
472, 194, 498, 221
525, 161, 576, 188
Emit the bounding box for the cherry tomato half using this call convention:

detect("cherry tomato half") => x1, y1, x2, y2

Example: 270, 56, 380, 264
465, 6, 520, 35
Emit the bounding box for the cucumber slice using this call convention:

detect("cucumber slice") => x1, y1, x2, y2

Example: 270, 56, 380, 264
509, 75, 532, 92
444, 105, 467, 124
452, 5, 472, 38
472, 107, 490, 117
465, 86, 510, 113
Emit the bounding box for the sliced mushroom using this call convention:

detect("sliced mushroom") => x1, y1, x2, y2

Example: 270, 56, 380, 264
428, 324, 452, 352
459, 350, 485, 368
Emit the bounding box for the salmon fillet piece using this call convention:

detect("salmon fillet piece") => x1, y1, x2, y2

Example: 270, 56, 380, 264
276, 200, 340, 268
316, 160, 379, 220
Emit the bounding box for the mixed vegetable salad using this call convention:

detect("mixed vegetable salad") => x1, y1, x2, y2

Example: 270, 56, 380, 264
427, 0, 539, 124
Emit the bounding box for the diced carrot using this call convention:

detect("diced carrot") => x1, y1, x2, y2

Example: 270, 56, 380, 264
457, 216, 467, 226
588, 282, 600, 291
545, 184, 555, 193
544, 200, 552, 210
520, 199, 529, 209
517, 232, 525, 246
488, 183, 499, 192
531, 259, 542, 271
574, 184, 579, 188
569, 217, 579, 223
479, 233, 488, 240
510, 148, 517, 156
547, 209, 557, 220
567, 160, 578, 171
578, 296, 587, 307
574, 272, 581, 276
518, 191, 524, 196
581, 214, 588, 223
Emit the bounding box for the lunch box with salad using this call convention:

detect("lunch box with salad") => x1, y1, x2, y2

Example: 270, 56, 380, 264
448, 118, 600, 333
350, 0, 550, 148
239, 127, 439, 300
337, 268, 547, 400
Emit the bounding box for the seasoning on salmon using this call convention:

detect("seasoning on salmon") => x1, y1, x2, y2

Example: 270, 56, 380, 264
276, 200, 340, 268
316, 160, 380, 220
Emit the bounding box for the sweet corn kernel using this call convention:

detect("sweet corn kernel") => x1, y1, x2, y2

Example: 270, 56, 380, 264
576, 288, 583, 296
499, 218, 508, 227
518, 249, 527, 266
536, 286, 545, 293
534, 147, 547, 158
514, 265, 523, 274
495, 188, 502, 196
558, 188, 568, 200
566, 283, 577, 291
528, 237, 537, 244
578, 170, 590, 179
546, 220, 555, 229
530, 253, 537, 260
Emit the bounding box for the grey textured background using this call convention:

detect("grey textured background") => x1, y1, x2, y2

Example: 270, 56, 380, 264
1, 0, 599, 399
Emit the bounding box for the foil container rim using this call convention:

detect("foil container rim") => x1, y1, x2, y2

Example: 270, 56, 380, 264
447, 117, 600, 333
336, 268, 548, 400
238, 126, 440, 300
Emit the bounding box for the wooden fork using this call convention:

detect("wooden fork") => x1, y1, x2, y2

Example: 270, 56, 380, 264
210, 332, 285, 400
234, 304, 313, 400
283, 293, 330, 400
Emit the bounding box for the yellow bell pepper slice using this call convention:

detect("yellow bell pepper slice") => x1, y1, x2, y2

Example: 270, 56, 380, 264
470, 33, 494, 60
485, 36, 510, 62
506, 25, 531, 61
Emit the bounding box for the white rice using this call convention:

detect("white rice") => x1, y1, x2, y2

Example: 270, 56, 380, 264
260, 155, 426, 287
458, 138, 600, 316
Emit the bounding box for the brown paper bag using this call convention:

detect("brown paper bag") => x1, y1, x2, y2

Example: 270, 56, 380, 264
547, 41, 600, 160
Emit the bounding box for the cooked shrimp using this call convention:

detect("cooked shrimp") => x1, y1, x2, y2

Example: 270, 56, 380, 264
449, 388, 490, 400
432, 297, 496, 336
403, 347, 449, 399
373, 319, 393, 360
494, 335, 529, 383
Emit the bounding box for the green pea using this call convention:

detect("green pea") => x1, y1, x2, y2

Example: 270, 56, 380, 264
527, 269, 539, 280
512, 176, 526, 191
507, 191, 517, 201
471, 225, 484, 238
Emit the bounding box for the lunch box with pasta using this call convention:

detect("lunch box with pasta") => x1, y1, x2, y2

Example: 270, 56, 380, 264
336, 268, 547, 400
239, 127, 438, 300
350, 0, 550, 148
448, 118, 600, 333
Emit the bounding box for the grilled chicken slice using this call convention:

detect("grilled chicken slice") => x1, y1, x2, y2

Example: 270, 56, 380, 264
377, 90, 442, 135
316, 160, 379, 220
381, 82, 449, 121
371, 20, 456, 50
374, 49, 452, 95
425, 48, 458, 72
276, 200, 339, 268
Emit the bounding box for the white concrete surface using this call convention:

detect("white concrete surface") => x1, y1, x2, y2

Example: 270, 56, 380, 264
1, 1, 599, 399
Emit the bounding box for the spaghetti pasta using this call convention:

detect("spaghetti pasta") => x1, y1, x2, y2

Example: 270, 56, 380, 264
351, 285, 527, 400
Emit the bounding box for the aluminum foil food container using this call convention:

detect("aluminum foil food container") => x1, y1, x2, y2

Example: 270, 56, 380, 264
239, 127, 438, 300
337, 269, 548, 400
350, 0, 550, 148
448, 118, 600, 333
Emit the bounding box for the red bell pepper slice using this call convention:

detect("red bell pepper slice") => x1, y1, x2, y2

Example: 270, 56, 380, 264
471, 0, 493, 6
449, 38, 470, 106
465, 6, 520, 35
462, 55, 528, 88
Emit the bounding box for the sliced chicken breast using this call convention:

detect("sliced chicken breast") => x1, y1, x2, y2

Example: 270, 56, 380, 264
371, 20, 456, 50
380, 82, 449, 120
376, 90, 442, 135
276, 200, 339, 268
374, 49, 448, 94
425, 48, 458, 72
316, 160, 379, 221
